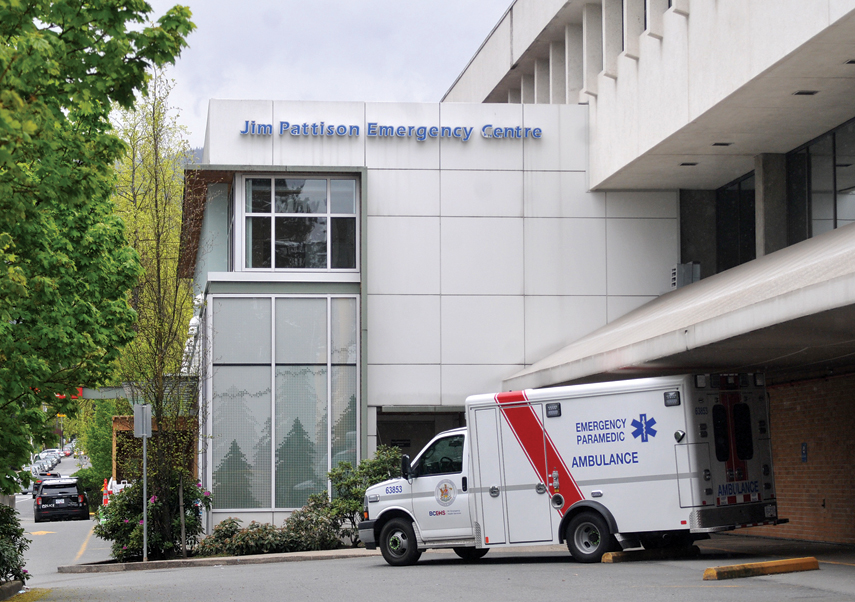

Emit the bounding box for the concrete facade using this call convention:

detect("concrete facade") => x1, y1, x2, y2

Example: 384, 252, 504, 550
187, 100, 678, 525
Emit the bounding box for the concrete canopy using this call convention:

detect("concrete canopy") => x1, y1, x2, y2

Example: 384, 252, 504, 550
503, 222, 855, 390
596, 7, 855, 190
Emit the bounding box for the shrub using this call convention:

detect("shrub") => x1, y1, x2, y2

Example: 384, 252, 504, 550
284, 493, 341, 551
72, 467, 104, 512
0, 505, 30, 583
93, 474, 212, 562
196, 495, 341, 557
327, 445, 401, 546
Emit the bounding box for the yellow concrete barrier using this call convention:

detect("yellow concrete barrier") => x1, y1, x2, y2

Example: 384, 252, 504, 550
703, 557, 819, 580
602, 546, 700, 563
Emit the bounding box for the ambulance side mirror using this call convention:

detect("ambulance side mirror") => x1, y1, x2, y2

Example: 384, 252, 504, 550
401, 454, 412, 480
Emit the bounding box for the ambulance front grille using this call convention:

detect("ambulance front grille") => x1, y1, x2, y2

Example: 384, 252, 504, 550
690, 503, 773, 530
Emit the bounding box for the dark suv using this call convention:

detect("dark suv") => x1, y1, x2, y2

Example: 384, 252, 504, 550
34, 478, 89, 523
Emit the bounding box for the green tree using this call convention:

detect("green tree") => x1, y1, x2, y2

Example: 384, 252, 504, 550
213, 440, 257, 509
276, 418, 317, 509
109, 67, 203, 559
82, 399, 121, 480
0, 1, 194, 494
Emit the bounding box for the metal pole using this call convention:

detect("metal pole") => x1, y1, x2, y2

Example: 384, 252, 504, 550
179, 473, 186, 558
143, 434, 148, 562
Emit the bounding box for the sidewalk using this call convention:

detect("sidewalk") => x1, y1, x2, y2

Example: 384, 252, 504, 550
57, 547, 381, 573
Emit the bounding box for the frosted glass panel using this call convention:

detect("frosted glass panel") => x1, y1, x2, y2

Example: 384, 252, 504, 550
275, 298, 327, 364
213, 298, 271, 364
212, 366, 272, 509
275, 366, 328, 508
331, 365, 357, 469
330, 298, 357, 364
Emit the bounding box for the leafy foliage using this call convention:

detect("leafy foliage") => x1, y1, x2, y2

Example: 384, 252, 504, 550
0, 0, 194, 494
327, 445, 401, 546
93, 477, 212, 562
72, 466, 106, 513
0, 505, 29, 583
196, 494, 341, 557
83, 399, 130, 481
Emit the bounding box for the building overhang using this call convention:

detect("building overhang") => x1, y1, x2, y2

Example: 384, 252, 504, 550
504, 222, 855, 390
596, 8, 855, 190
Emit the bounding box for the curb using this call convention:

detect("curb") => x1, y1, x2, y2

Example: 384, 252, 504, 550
703, 557, 820, 580
0, 581, 23, 602
57, 548, 381, 573
602, 546, 701, 563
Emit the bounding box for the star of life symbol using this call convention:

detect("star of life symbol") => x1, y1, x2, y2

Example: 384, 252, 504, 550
631, 414, 657, 442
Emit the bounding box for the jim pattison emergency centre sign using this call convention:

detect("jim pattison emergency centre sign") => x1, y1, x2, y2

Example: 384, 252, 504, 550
239, 119, 544, 142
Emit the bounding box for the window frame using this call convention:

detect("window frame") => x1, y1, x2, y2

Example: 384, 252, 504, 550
238, 174, 360, 273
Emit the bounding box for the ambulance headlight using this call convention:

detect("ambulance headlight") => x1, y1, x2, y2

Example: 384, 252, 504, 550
368, 494, 380, 503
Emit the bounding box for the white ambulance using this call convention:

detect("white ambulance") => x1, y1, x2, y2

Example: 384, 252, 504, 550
359, 374, 785, 566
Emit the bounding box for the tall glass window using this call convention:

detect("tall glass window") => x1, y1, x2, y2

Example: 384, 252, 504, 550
716, 173, 755, 272
787, 116, 855, 242
244, 176, 358, 271
211, 295, 358, 510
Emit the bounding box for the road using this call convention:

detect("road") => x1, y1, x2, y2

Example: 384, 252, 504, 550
18, 542, 855, 602
17, 455, 112, 583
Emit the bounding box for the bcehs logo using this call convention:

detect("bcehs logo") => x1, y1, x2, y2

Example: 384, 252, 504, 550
428, 510, 446, 517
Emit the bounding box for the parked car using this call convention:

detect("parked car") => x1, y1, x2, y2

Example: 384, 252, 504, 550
31, 471, 61, 498
34, 478, 89, 523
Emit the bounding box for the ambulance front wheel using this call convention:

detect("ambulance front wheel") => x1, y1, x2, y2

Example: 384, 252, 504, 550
379, 518, 422, 566
565, 511, 616, 563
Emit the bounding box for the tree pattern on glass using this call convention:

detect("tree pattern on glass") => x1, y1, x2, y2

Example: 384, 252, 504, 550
213, 440, 258, 509
276, 418, 317, 509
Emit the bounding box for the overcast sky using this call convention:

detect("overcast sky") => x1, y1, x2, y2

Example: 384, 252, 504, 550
146, 0, 512, 149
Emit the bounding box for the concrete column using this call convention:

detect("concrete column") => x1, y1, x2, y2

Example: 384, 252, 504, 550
508, 87, 521, 103
645, 0, 669, 39
566, 24, 584, 103
680, 189, 717, 279
534, 58, 550, 104
602, 0, 623, 79
521, 74, 535, 103
623, 0, 645, 60
755, 154, 789, 257
549, 41, 566, 104
582, 3, 603, 97
366, 406, 378, 458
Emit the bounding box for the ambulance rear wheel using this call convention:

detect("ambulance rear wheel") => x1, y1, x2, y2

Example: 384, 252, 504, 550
453, 547, 489, 562
379, 518, 421, 566
566, 512, 615, 563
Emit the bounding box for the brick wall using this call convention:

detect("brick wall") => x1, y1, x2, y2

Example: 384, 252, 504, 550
743, 373, 855, 544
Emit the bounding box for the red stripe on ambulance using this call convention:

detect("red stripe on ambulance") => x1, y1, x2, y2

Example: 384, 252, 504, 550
495, 391, 584, 515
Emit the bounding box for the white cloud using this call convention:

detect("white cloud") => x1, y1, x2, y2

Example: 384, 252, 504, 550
146, 0, 511, 147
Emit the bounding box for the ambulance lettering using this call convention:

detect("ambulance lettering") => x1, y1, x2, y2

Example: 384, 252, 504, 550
717, 481, 760, 497
571, 452, 639, 468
